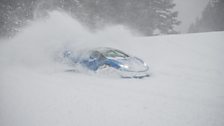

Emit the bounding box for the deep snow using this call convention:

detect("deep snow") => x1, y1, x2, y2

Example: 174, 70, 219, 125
0, 11, 224, 126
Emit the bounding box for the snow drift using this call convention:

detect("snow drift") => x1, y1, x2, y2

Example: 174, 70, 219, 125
0, 11, 224, 126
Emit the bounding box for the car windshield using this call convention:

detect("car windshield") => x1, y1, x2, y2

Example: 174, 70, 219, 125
103, 49, 129, 58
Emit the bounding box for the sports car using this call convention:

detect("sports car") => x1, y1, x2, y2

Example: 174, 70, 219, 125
62, 47, 149, 78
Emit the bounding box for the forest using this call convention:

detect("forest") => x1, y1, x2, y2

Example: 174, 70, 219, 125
0, 0, 180, 37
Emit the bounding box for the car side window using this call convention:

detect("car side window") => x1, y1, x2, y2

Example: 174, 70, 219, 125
104, 50, 129, 58
90, 51, 105, 61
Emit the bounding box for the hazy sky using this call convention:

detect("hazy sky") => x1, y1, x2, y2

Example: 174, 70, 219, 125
173, 0, 210, 32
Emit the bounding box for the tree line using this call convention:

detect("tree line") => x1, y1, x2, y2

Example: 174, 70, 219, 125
188, 0, 224, 33
0, 0, 180, 37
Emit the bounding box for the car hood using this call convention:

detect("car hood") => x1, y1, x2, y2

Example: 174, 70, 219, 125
108, 57, 149, 72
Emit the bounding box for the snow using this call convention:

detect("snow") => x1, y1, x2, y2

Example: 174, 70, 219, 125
0, 11, 224, 126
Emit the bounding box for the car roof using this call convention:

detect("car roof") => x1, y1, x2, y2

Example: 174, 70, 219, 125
93, 47, 114, 53
92, 47, 130, 57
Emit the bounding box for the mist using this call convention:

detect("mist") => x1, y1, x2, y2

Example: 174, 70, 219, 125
0, 11, 134, 72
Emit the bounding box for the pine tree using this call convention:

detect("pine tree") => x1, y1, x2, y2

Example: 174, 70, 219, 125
0, 0, 180, 37
75, 0, 180, 35
188, 0, 224, 33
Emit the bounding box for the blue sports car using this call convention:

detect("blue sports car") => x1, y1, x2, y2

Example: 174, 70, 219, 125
62, 47, 149, 78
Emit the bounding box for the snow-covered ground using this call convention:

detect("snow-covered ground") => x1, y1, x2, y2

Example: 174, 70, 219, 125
0, 11, 224, 126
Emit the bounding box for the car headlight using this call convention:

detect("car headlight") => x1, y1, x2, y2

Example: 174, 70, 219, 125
120, 64, 129, 69
144, 62, 147, 66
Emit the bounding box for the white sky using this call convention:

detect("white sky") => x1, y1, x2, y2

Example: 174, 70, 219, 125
173, 0, 210, 33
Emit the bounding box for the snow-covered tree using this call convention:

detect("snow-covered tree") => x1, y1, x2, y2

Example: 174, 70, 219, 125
0, 0, 180, 37
188, 0, 224, 33
74, 0, 180, 35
